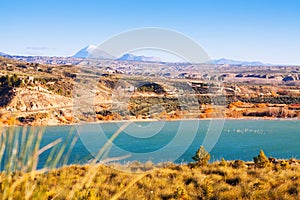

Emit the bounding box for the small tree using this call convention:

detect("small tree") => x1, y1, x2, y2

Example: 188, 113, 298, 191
0, 76, 7, 86
11, 74, 22, 87
0, 74, 21, 88
253, 150, 269, 168
192, 146, 210, 166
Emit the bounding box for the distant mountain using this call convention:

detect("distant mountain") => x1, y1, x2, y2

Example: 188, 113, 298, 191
73, 45, 115, 60
117, 53, 161, 62
0, 52, 9, 57
211, 58, 272, 66
1, 47, 275, 66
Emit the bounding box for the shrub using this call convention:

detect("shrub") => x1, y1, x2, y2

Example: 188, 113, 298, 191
231, 160, 245, 169
280, 160, 290, 169
219, 158, 227, 167
192, 146, 210, 166
253, 150, 269, 168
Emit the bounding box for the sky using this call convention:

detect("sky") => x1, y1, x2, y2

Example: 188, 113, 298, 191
0, 0, 300, 65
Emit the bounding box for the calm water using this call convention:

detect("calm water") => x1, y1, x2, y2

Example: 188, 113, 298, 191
2, 120, 300, 169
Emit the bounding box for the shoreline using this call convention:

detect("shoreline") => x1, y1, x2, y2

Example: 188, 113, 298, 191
1, 116, 299, 127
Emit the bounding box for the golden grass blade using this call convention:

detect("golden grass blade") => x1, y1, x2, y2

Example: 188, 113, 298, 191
101, 154, 131, 164
32, 138, 63, 170
67, 122, 131, 199
0, 128, 7, 170
92, 122, 131, 164
44, 128, 75, 169
23, 129, 43, 172
50, 131, 74, 169
36, 138, 63, 156
110, 173, 147, 200
63, 131, 78, 165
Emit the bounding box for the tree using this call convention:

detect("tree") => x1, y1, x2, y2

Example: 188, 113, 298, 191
6, 75, 11, 87
11, 74, 21, 87
0, 76, 7, 86
219, 158, 227, 166
0, 74, 21, 88
192, 146, 210, 166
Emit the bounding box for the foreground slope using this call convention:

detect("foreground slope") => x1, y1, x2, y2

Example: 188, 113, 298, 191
1, 159, 300, 199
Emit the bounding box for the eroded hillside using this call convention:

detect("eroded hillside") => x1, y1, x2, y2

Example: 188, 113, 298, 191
1, 56, 300, 125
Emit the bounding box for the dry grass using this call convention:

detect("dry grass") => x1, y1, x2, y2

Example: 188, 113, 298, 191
0, 160, 300, 199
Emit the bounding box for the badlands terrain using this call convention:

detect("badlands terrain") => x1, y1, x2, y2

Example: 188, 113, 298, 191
0, 55, 300, 125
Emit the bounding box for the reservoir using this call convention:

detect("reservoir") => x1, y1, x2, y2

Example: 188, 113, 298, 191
1, 120, 300, 169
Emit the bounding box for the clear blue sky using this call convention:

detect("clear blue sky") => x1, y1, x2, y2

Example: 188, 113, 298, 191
1, 0, 300, 65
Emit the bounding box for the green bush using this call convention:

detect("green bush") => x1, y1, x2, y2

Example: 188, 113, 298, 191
192, 146, 210, 166
219, 158, 227, 167
231, 160, 245, 169
253, 150, 269, 168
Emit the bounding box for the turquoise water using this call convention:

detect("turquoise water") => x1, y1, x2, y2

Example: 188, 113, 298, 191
2, 120, 300, 169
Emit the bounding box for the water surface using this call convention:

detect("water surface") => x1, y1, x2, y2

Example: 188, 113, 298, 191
3, 120, 300, 169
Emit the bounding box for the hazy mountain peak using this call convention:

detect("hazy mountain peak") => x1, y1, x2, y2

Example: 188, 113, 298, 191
86, 44, 97, 51
0, 52, 9, 57
211, 58, 272, 66
117, 53, 161, 62
73, 45, 114, 60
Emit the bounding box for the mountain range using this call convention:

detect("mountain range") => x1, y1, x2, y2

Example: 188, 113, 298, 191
71, 46, 272, 65
72, 46, 161, 62
0, 52, 9, 57
116, 53, 161, 62
211, 58, 272, 66
0, 46, 274, 66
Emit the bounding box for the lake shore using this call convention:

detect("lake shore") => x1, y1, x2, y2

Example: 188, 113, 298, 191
2, 116, 299, 127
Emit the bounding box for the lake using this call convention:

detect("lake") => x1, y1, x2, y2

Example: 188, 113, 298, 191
2, 120, 300, 169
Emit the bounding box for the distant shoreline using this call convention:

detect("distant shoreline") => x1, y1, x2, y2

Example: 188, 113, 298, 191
2, 117, 299, 127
